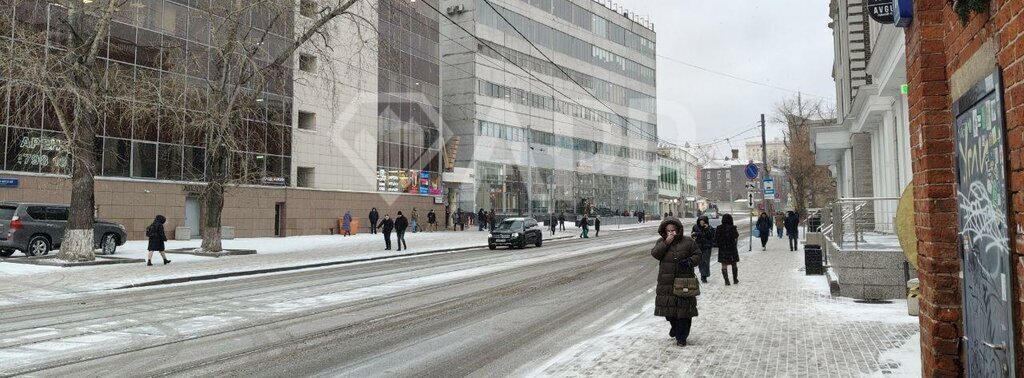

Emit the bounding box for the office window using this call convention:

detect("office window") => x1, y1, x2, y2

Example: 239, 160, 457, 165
132, 141, 157, 178
298, 111, 316, 130
102, 138, 131, 177
299, 53, 317, 72
297, 167, 314, 187
300, 0, 317, 17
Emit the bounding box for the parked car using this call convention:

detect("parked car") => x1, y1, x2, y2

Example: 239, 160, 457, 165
704, 208, 720, 219
488, 217, 543, 250
0, 202, 128, 257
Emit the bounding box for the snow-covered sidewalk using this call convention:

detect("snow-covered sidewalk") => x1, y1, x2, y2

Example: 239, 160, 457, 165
0, 224, 644, 307
530, 234, 922, 377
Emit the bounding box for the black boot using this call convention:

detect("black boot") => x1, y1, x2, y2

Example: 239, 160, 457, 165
147, 260, 153, 266
701, 276, 708, 283
732, 265, 739, 284
163, 259, 171, 265
722, 270, 731, 286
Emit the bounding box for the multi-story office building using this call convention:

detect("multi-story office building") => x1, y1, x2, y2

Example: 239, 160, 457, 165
440, 0, 658, 217
657, 147, 680, 217
0, 0, 444, 239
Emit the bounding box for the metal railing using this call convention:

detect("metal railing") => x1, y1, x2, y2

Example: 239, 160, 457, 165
820, 197, 901, 251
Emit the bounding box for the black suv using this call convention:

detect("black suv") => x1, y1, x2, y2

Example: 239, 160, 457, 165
0, 202, 128, 257
488, 217, 543, 250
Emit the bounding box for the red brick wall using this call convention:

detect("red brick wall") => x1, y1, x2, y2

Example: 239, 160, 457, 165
904, 0, 1024, 376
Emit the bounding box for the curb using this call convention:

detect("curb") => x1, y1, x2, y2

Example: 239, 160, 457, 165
113, 234, 579, 290
0, 255, 146, 267
825, 266, 841, 296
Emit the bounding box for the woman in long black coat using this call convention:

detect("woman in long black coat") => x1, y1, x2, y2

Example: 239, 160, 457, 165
651, 217, 700, 346
146, 215, 170, 266
368, 208, 380, 234
717, 214, 740, 285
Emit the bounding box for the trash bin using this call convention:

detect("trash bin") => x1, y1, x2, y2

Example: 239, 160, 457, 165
804, 244, 823, 275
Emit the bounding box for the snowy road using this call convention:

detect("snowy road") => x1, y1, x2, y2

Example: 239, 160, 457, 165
0, 230, 665, 377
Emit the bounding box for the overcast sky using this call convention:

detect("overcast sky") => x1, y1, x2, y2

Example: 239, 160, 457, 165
614, 0, 836, 159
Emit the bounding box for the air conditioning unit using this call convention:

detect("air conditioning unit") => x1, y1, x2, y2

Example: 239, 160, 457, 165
446, 4, 466, 15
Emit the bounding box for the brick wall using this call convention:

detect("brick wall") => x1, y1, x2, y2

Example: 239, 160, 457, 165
904, 0, 1024, 375
0, 174, 443, 240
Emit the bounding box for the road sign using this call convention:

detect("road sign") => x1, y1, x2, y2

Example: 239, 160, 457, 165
0, 178, 17, 188
747, 192, 754, 208
744, 163, 759, 180
763, 177, 775, 200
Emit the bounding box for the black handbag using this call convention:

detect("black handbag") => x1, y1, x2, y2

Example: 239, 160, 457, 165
673, 276, 701, 297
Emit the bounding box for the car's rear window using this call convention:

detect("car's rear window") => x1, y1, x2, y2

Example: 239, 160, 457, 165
0, 206, 15, 220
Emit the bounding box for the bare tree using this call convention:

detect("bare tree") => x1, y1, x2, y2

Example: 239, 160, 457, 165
1, 0, 144, 261
181, 0, 370, 252
774, 96, 837, 213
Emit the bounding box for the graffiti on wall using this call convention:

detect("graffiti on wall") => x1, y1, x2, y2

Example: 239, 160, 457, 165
954, 70, 1015, 376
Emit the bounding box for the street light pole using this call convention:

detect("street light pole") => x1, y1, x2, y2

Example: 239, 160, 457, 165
526, 124, 534, 219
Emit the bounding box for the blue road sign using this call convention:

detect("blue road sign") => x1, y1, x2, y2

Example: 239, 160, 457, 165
744, 163, 759, 180
0, 178, 18, 188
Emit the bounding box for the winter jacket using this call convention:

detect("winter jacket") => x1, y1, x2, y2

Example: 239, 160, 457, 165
368, 209, 379, 224
756, 216, 773, 234
651, 218, 700, 319
454, 211, 464, 225
378, 218, 394, 234
427, 211, 437, 223
716, 224, 740, 263
785, 213, 800, 237
594, 218, 601, 230
691, 217, 715, 250
146, 215, 168, 252
395, 216, 409, 232
775, 215, 785, 229
342, 212, 352, 231
411, 210, 419, 223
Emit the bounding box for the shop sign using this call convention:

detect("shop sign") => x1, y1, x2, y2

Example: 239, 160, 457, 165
868, 0, 895, 24
894, 0, 913, 27
0, 178, 19, 188
261, 177, 286, 186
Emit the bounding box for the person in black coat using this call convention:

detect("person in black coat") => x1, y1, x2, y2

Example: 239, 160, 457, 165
594, 216, 601, 237
550, 214, 557, 236
785, 211, 801, 251
378, 214, 394, 250
454, 208, 465, 231
146, 215, 170, 266
477, 208, 487, 231
368, 208, 380, 234
716, 214, 740, 285
395, 211, 409, 251
427, 209, 437, 232
691, 216, 715, 283
756, 212, 772, 251
558, 212, 566, 231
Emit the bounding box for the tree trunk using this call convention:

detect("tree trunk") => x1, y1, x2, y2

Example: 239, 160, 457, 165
59, 123, 97, 262
200, 181, 224, 252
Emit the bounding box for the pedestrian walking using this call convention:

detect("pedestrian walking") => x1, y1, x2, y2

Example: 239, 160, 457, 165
785, 211, 801, 251
691, 216, 715, 283
477, 208, 487, 231
145, 215, 170, 266
558, 212, 566, 231
717, 214, 740, 285
342, 211, 352, 237
395, 211, 409, 251
549, 214, 557, 236
427, 209, 437, 232
368, 208, 380, 234
444, 206, 451, 230
488, 210, 496, 232
594, 215, 601, 237
454, 208, 465, 231
756, 212, 772, 251
651, 217, 700, 346
378, 214, 394, 250
579, 214, 590, 238
410, 208, 419, 233
775, 212, 785, 238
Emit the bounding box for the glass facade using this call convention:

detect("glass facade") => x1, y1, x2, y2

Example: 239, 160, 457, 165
477, 79, 657, 141
0, 0, 293, 184
376, 0, 442, 195
479, 42, 655, 111
478, 120, 655, 162
474, 161, 656, 216
476, 0, 655, 86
